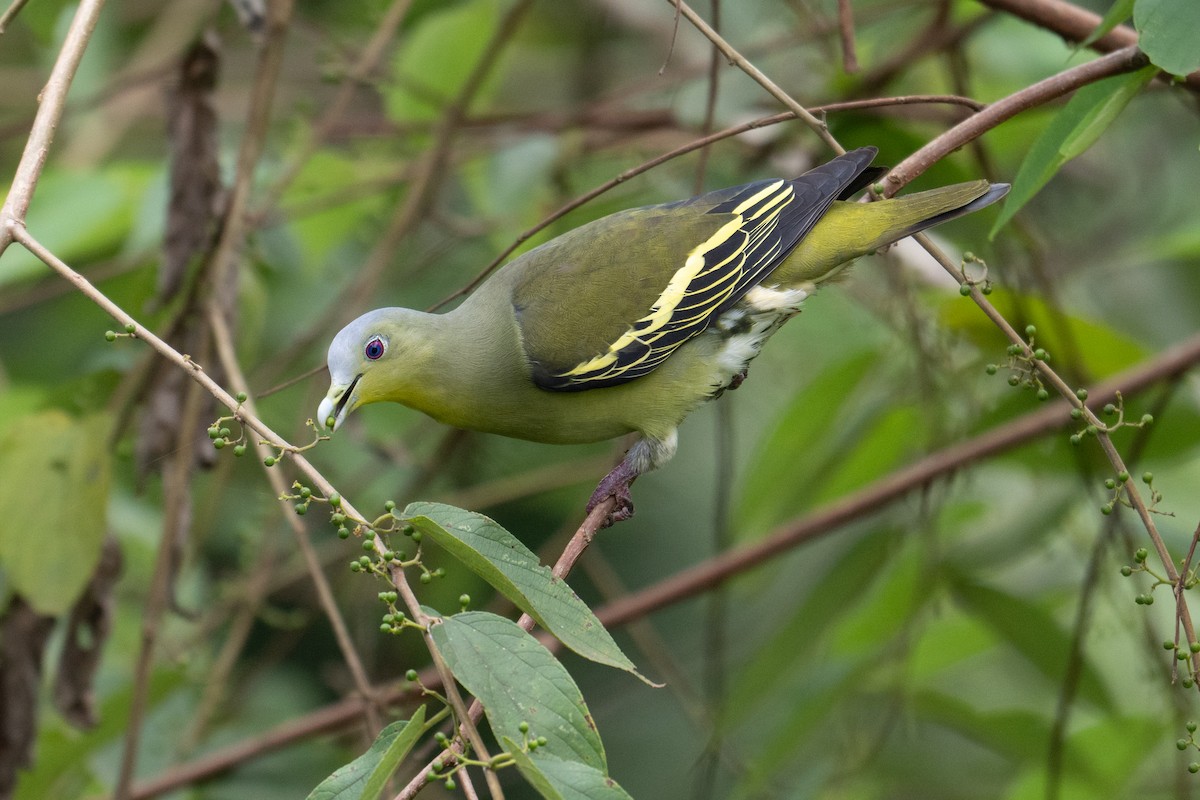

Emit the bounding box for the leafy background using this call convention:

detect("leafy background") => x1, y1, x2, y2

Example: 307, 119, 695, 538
0, 0, 1199, 798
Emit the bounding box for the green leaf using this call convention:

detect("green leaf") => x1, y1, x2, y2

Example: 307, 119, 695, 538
429, 611, 606, 769
401, 502, 643, 679
1078, 0, 1135, 49
1135, 0, 1200, 76
503, 739, 634, 800
306, 705, 428, 800
0, 410, 112, 614
385, 0, 503, 123
947, 573, 1114, 711
989, 66, 1155, 237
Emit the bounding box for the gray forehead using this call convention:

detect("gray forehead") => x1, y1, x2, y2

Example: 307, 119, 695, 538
326, 308, 396, 378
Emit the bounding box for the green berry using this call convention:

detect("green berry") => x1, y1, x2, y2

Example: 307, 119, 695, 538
519, 721, 530, 734
362, 539, 374, 552
1069, 433, 1082, 446
1033, 348, 1046, 360
1187, 678, 1196, 689
1118, 471, 1129, 482
1135, 548, 1148, 562
1190, 762, 1200, 774
959, 284, 971, 296
330, 513, 346, 525
1189, 721, 1198, 733
406, 669, 418, 681
420, 572, 432, 584
401, 524, 415, 536
350, 561, 362, 573
233, 444, 246, 457
1141, 414, 1154, 425
207, 426, 221, 439
329, 493, 341, 508
444, 778, 456, 791
1120, 565, 1133, 577
358, 556, 371, 567
537, 736, 547, 747
384, 500, 396, 511
1075, 388, 1088, 401
459, 594, 471, 608
295, 502, 307, 515
1104, 479, 1116, 490
380, 623, 391, 633
1165, 640, 1177, 650
1143, 594, 1155, 605
1008, 375, 1020, 387
213, 438, 226, 450
433, 567, 445, 578
219, 427, 231, 438
124, 323, 136, 333
1070, 408, 1082, 419
981, 284, 992, 295
264, 456, 276, 466
1037, 388, 1049, 401
299, 486, 312, 499
1143, 472, 1154, 484
1103, 403, 1116, 416
1100, 503, 1112, 515
1178, 739, 1189, 751
337, 526, 350, 539
1024, 324, 1036, 337
325, 415, 335, 429
104, 330, 117, 342
410, 530, 423, 543
236, 391, 248, 403
985, 364, 998, 375
1007, 344, 1021, 356
383, 550, 395, 561
1191, 643, 1200, 654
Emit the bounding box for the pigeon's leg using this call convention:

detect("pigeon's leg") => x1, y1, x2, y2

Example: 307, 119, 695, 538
584, 432, 677, 527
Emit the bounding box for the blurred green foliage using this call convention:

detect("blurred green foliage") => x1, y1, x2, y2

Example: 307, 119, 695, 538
1, 0, 1199, 798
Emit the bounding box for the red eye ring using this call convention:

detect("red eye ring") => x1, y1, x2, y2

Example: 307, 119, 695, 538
364, 336, 386, 361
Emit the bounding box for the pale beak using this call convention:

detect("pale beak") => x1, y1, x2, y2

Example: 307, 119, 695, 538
317, 375, 361, 431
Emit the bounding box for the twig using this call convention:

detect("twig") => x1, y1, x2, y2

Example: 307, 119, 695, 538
883, 45, 1148, 193
664, 0, 841, 152
206, 303, 383, 731
0, 0, 30, 34
0, 0, 107, 246
978, 0, 1200, 91
836, 0, 859, 73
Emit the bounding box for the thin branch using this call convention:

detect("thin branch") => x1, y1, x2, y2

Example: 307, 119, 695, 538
0, 0, 30, 34
664, 0, 841, 152
836, 0, 859, 73
883, 45, 1148, 193
978, 0, 1200, 91
0, 0, 107, 246
593, 330, 1200, 630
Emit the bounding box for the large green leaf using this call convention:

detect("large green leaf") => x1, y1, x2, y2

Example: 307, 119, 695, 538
504, 740, 635, 800
1135, 0, 1200, 76
429, 611, 606, 770
401, 502, 643, 678
0, 410, 112, 614
989, 66, 1156, 237
306, 705, 428, 800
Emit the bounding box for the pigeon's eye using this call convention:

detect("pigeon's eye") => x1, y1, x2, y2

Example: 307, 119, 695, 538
364, 336, 386, 361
